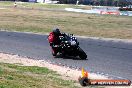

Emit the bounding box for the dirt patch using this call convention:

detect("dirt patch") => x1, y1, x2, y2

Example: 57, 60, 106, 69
0, 53, 108, 81
0, 53, 132, 88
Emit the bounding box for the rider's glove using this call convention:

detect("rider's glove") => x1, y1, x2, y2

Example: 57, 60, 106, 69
53, 45, 60, 48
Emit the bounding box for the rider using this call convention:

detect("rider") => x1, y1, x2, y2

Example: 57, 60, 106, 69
48, 28, 65, 56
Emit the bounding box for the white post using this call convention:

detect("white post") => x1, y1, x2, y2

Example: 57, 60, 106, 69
76, 0, 79, 5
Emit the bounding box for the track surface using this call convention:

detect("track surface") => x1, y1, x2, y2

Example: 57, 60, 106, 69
0, 31, 132, 81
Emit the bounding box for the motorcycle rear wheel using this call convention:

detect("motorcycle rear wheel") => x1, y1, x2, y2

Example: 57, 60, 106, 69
52, 50, 57, 56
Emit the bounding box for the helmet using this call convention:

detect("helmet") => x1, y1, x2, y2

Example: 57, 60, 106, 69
53, 28, 60, 35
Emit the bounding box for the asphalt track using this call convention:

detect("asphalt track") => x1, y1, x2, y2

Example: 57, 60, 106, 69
0, 31, 132, 81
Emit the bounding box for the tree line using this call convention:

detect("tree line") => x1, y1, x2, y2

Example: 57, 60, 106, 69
56, 0, 132, 7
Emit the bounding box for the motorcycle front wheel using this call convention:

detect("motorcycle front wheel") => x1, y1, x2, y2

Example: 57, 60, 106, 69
78, 47, 87, 60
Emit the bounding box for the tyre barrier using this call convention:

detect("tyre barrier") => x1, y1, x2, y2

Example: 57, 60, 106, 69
100, 11, 120, 15
100, 11, 132, 16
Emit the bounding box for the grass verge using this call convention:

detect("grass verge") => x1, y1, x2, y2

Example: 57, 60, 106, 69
0, 2, 132, 39
0, 1, 91, 9
0, 63, 77, 88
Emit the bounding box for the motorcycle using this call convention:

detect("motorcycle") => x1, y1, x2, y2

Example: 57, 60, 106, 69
49, 33, 87, 60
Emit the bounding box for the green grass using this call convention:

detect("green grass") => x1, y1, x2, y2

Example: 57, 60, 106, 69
0, 63, 104, 88
0, 63, 78, 88
0, 1, 91, 9
0, 1, 13, 6
0, 2, 132, 39
18, 3, 81, 9
7, 64, 59, 75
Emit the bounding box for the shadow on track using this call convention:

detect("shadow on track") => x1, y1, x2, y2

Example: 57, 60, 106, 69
54, 54, 88, 60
